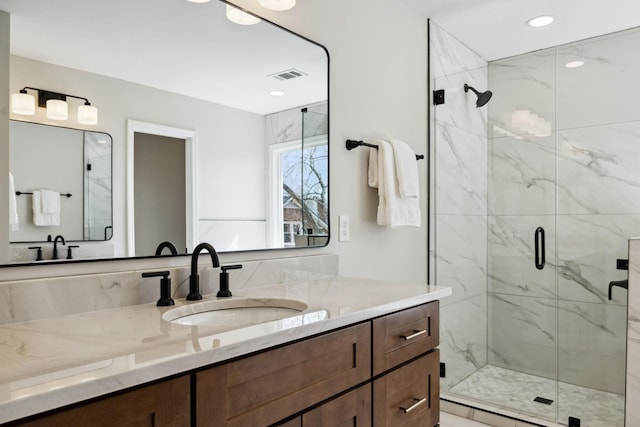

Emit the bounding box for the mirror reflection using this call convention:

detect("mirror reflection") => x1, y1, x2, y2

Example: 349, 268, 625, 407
1, 0, 329, 264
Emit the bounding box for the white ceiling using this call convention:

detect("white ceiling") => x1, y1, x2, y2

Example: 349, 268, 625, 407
4, 0, 640, 114
401, 0, 640, 61
0, 0, 328, 115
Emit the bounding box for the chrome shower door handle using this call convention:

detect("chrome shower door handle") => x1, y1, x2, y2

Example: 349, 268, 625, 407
535, 227, 545, 270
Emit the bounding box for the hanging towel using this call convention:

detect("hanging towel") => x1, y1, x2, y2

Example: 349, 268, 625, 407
9, 172, 18, 231
33, 190, 61, 226
388, 139, 420, 198
369, 139, 421, 227
40, 189, 60, 214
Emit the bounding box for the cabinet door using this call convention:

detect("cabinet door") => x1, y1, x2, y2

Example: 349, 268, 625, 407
373, 301, 439, 375
14, 376, 190, 427
303, 384, 371, 426
373, 350, 440, 427
196, 322, 371, 427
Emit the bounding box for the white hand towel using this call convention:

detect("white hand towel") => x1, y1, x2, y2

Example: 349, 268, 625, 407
40, 189, 60, 214
388, 139, 420, 198
33, 190, 60, 226
376, 140, 421, 227
9, 172, 18, 231
368, 148, 379, 188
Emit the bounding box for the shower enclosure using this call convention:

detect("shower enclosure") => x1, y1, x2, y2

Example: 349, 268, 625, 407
430, 22, 638, 426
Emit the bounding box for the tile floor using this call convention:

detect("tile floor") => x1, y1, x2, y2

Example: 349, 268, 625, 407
440, 411, 491, 426
448, 365, 624, 427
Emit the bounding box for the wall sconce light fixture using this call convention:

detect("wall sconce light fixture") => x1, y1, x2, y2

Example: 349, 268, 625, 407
11, 87, 98, 125
226, 5, 261, 25
258, 0, 296, 11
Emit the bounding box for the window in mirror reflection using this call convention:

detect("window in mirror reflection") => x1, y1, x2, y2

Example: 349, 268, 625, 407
271, 136, 328, 248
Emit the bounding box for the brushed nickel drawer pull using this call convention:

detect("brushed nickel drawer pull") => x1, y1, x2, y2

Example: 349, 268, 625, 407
401, 397, 427, 413
400, 329, 427, 341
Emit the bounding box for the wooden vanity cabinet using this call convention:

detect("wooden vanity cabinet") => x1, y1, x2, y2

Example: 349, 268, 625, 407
372, 301, 440, 427
11, 375, 190, 427
302, 383, 372, 426
373, 350, 440, 427
9, 301, 440, 427
195, 322, 371, 427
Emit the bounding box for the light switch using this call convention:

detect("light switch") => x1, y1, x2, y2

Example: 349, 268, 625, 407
339, 215, 350, 242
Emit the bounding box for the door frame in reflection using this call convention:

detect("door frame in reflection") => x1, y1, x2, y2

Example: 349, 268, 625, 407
126, 120, 198, 257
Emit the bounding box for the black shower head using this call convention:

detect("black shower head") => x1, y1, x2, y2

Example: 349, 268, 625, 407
464, 83, 493, 108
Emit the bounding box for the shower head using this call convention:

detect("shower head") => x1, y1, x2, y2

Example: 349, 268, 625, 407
464, 84, 493, 108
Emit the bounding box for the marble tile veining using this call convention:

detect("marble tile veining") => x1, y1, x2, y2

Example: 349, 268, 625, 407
488, 294, 556, 379
440, 295, 487, 390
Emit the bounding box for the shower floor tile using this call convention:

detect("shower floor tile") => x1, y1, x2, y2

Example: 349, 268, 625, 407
448, 365, 624, 426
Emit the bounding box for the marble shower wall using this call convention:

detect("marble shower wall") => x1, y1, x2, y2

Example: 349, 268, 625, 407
429, 21, 488, 389
627, 238, 640, 426
487, 27, 640, 394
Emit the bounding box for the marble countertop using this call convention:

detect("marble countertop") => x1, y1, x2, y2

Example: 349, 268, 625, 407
0, 276, 451, 423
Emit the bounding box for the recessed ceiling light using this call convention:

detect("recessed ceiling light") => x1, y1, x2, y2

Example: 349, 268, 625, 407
526, 15, 554, 28
565, 60, 585, 69
186, 0, 210, 3
270, 90, 285, 97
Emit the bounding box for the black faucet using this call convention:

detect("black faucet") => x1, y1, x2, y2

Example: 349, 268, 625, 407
155, 241, 179, 256
187, 242, 220, 301
52, 235, 66, 260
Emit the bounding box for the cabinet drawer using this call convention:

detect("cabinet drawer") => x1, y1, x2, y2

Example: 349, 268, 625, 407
196, 322, 371, 427
13, 376, 190, 427
373, 350, 440, 427
372, 301, 439, 375
302, 383, 371, 426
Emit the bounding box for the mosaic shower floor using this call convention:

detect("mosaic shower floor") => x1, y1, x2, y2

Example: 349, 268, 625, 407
448, 365, 624, 427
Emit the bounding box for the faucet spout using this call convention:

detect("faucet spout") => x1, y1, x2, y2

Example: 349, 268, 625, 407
187, 242, 220, 301
52, 235, 66, 260
155, 241, 179, 256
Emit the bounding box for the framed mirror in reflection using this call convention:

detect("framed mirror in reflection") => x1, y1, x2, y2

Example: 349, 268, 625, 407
1, 0, 329, 265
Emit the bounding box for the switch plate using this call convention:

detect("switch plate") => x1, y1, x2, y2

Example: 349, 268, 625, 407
339, 215, 350, 242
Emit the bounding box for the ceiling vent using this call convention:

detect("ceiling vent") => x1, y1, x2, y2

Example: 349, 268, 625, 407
269, 68, 307, 81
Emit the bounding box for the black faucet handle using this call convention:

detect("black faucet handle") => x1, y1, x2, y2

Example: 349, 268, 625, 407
142, 271, 170, 279
28, 246, 43, 261
221, 264, 243, 272
66, 245, 79, 259
141, 271, 174, 307
218, 264, 242, 298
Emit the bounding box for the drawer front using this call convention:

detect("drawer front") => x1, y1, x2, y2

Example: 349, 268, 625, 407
13, 376, 190, 427
196, 322, 371, 427
373, 350, 440, 427
372, 301, 439, 375
302, 383, 371, 427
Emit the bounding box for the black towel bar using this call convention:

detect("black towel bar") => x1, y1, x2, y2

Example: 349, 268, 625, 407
345, 139, 424, 160
16, 191, 72, 198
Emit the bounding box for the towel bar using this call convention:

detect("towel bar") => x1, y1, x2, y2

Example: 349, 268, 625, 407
16, 191, 72, 198
345, 139, 424, 160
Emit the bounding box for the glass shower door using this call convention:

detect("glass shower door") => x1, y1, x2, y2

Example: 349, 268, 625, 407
553, 29, 638, 427
486, 48, 559, 422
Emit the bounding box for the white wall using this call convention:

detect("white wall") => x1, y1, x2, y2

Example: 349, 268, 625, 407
1, 0, 429, 284
241, 0, 429, 283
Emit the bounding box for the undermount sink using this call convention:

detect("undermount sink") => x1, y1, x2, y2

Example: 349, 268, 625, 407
162, 298, 310, 327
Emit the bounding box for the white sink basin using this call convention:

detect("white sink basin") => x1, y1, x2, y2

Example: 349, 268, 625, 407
162, 298, 310, 327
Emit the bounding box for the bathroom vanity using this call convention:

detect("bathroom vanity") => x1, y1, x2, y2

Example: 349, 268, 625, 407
0, 277, 450, 426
